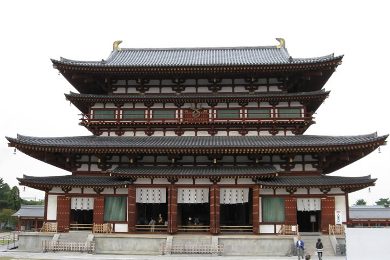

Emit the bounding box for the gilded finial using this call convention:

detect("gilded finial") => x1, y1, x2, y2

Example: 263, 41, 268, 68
113, 40, 123, 51
275, 38, 286, 48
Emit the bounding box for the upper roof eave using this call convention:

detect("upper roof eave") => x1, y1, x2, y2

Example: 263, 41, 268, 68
6, 133, 387, 154
50, 45, 343, 72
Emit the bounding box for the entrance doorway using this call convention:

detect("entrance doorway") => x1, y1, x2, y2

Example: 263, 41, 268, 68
297, 211, 320, 232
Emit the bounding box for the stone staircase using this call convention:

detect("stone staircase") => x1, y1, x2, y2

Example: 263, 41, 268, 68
162, 235, 222, 255
300, 234, 335, 257
42, 231, 94, 252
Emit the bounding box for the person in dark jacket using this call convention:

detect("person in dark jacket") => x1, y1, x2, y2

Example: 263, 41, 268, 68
316, 238, 324, 260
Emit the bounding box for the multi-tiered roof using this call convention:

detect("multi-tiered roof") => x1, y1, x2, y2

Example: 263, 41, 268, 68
7, 39, 387, 192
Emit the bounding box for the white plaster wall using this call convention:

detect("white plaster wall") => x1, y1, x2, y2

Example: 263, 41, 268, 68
236, 178, 254, 184
259, 225, 274, 234
101, 188, 114, 195
134, 178, 152, 184
219, 178, 235, 184
346, 228, 390, 259
309, 188, 322, 195
260, 189, 274, 195
176, 179, 193, 184
50, 187, 64, 194
47, 195, 58, 221
116, 188, 128, 195
195, 179, 212, 184
275, 189, 289, 195
69, 188, 81, 194
78, 164, 89, 171
114, 224, 128, 233
294, 188, 308, 195
153, 178, 170, 185
83, 188, 95, 194
334, 195, 347, 223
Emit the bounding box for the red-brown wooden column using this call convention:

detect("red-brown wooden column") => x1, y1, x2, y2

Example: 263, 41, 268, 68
93, 196, 104, 225
321, 197, 335, 233
44, 192, 48, 221
209, 186, 215, 234
168, 185, 178, 234
252, 186, 260, 234
57, 196, 70, 232
214, 186, 220, 234
128, 185, 137, 232
285, 197, 297, 225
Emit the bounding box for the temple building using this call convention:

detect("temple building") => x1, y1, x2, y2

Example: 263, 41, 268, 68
7, 39, 387, 235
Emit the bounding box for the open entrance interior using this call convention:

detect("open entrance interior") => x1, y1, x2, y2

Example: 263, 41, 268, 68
297, 210, 320, 232
70, 209, 93, 230
296, 198, 321, 233
177, 203, 210, 231
70, 197, 94, 230
136, 203, 168, 231
220, 188, 252, 232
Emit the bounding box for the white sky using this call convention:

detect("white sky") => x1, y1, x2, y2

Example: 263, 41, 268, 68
0, 0, 389, 205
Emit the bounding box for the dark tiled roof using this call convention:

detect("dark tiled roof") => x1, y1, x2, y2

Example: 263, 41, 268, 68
18, 175, 130, 187
53, 45, 341, 67
12, 205, 44, 218
6, 133, 386, 152
256, 175, 375, 187
66, 90, 329, 102
111, 166, 277, 178
349, 206, 390, 219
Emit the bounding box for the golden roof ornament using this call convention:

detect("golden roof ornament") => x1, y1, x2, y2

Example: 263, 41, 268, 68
275, 38, 286, 48
113, 40, 123, 51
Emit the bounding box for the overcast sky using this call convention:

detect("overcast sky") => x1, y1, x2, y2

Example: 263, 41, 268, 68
0, 0, 389, 204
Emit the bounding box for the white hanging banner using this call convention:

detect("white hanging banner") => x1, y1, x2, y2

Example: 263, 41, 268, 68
297, 198, 321, 211
177, 188, 209, 204
136, 188, 166, 203
220, 188, 249, 204
71, 197, 94, 210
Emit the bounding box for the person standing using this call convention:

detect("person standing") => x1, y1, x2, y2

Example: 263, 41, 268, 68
316, 238, 324, 260
296, 236, 305, 260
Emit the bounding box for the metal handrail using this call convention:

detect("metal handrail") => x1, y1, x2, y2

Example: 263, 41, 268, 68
220, 225, 253, 232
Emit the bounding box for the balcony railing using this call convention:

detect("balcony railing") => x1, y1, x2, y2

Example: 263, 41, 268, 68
80, 111, 312, 125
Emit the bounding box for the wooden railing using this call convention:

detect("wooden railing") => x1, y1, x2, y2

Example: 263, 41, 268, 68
0, 232, 18, 250
42, 240, 95, 253
177, 225, 210, 232
161, 242, 223, 255
220, 225, 253, 233
40, 222, 57, 233
81, 111, 311, 125
69, 223, 93, 231
135, 224, 167, 232
92, 223, 112, 233
278, 224, 299, 235
329, 224, 345, 235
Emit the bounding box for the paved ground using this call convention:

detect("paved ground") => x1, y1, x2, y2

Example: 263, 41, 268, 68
0, 251, 346, 260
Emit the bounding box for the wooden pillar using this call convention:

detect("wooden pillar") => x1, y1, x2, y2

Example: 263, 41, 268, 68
93, 196, 105, 225
128, 185, 137, 232
57, 196, 70, 232
285, 197, 297, 225
209, 186, 215, 234
252, 186, 260, 234
168, 185, 178, 234
321, 197, 335, 233
214, 185, 220, 234
44, 192, 48, 221
345, 193, 350, 225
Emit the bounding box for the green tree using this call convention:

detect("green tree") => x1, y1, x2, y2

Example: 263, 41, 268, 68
375, 198, 390, 207
9, 186, 21, 210
355, 199, 367, 206
0, 178, 11, 209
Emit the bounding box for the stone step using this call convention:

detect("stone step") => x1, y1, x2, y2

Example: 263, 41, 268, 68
172, 235, 212, 246
58, 231, 90, 242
